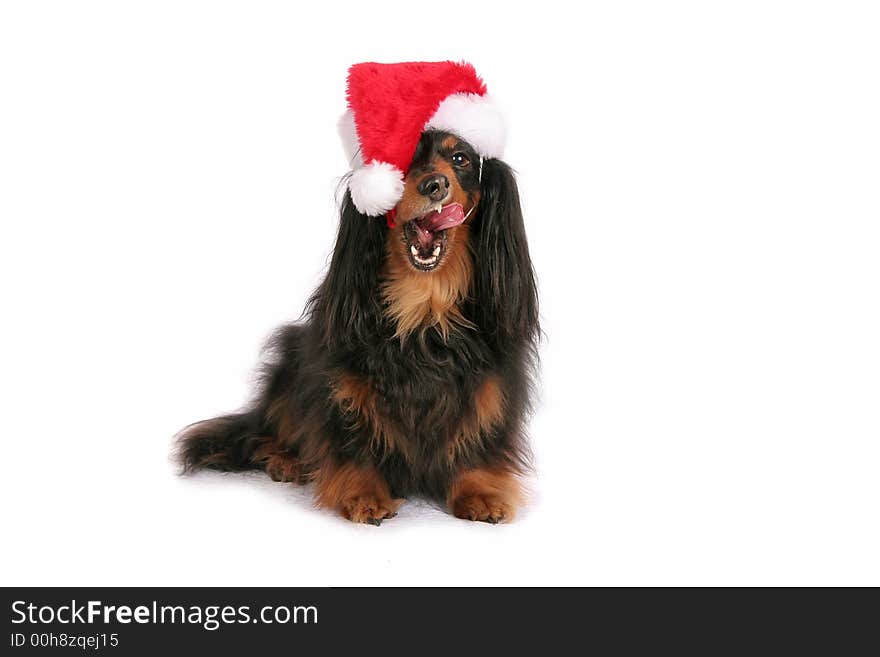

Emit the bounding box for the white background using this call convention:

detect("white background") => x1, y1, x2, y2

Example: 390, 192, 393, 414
2, 1, 878, 586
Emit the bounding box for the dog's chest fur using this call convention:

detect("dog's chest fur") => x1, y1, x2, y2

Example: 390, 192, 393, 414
330, 327, 504, 481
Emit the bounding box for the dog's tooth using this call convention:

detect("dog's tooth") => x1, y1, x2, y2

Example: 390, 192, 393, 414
432, 245, 440, 256
410, 245, 418, 256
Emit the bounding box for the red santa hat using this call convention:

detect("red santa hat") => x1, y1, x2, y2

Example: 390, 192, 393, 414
338, 61, 506, 216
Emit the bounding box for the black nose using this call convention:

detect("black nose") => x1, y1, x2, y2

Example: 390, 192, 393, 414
417, 174, 449, 201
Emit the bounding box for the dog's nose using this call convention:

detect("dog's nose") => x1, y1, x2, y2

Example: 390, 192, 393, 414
417, 174, 449, 201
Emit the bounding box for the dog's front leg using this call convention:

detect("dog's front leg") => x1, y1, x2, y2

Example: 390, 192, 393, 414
314, 459, 403, 525
447, 466, 523, 524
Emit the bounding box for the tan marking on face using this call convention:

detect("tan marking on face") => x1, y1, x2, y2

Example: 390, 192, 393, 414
441, 135, 459, 151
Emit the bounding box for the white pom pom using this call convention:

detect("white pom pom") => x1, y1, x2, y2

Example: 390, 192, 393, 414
426, 93, 506, 159
348, 161, 404, 216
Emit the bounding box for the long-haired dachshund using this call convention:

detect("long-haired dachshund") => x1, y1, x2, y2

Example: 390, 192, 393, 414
177, 63, 538, 524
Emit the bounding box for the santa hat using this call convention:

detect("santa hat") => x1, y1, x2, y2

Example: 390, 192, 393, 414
338, 61, 506, 216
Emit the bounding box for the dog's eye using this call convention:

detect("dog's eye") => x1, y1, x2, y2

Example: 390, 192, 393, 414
451, 152, 471, 168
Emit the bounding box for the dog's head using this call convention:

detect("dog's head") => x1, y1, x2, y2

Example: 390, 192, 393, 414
315, 129, 537, 348
391, 129, 481, 272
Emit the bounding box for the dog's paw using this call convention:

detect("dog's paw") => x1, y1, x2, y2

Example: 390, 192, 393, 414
341, 494, 404, 526
451, 495, 513, 524
264, 454, 302, 483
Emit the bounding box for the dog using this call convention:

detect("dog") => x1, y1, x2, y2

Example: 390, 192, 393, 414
177, 63, 538, 524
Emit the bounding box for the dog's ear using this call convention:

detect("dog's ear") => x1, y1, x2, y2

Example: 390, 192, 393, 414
308, 190, 387, 347
473, 158, 539, 347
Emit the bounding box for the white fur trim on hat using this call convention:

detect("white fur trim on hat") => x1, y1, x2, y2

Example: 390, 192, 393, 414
337, 110, 364, 168
426, 93, 506, 159
348, 160, 404, 216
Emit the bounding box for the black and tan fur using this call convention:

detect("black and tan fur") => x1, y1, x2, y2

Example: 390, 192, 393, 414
177, 130, 539, 524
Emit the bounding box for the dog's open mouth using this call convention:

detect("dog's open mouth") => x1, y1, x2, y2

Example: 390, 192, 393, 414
403, 202, 467, 271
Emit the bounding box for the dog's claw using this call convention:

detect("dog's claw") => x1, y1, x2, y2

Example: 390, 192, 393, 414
366, 517, 382, 526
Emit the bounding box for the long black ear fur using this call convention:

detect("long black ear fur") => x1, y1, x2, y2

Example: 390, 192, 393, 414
306, 190, 387, 348
473, 158, 539, 349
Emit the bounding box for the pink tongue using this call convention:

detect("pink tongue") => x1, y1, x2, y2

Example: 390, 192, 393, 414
417, 202, 466, 233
